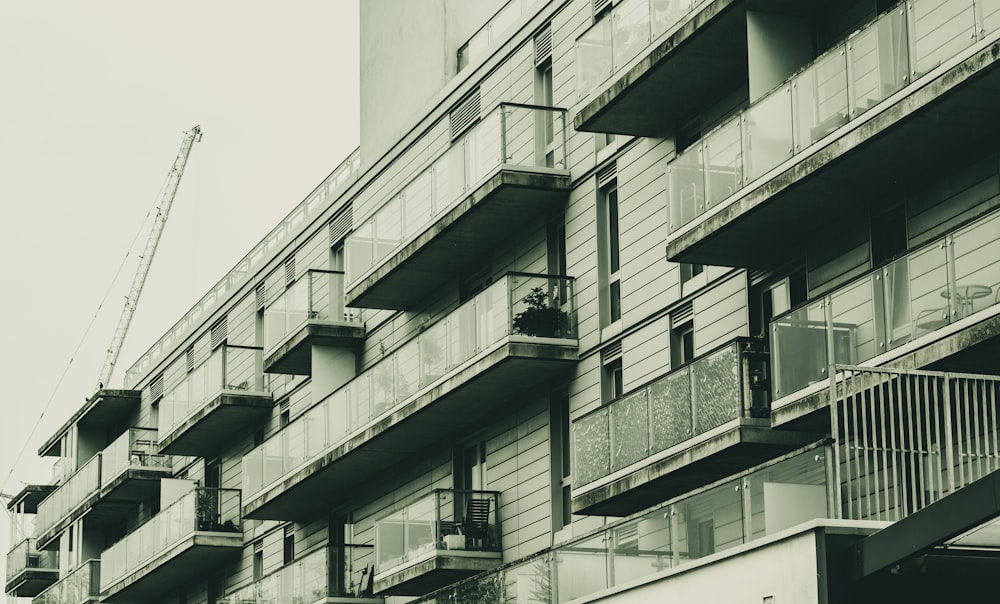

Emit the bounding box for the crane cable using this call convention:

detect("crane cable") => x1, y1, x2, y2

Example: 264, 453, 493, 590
0, 163, 174, 533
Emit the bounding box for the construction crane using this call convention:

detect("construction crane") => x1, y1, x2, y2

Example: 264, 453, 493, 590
96, 125, 203, 391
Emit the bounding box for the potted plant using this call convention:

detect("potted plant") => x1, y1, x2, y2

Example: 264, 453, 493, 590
512, 287, 567, 338
196, 490, 220, 531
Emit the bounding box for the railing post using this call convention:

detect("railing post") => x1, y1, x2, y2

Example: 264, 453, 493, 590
829, 364, 843, 520
500, 105, 508, 164
942, 373, 956, 493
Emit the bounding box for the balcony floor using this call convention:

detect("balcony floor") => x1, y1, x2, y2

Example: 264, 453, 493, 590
346, 168, 571, 310
99, 533, 242, 604
374, 551, 503, 596
158, 392, 273, 457
243, 339, 577, 520
666, 36, 1000, 268
572, 418, 819, 517
264, 322, 365, 375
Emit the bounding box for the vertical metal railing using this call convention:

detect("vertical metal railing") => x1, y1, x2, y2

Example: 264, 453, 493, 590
832, 365, 1000, 521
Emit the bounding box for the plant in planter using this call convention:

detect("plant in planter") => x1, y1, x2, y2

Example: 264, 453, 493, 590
512, 286, 567, 338
196, 490, 221, 531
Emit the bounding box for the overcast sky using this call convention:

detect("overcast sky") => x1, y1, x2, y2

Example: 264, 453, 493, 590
0, 1, 361, 590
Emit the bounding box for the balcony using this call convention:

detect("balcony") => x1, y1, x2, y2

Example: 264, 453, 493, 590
38, 389, 139, 458
243, 273, 578, 520
666, 0, 1000, 267
218, 545, 382, 604
157, 344, 272, 456
99, 487, 242, 602
35, 428, 172, 548
457, 0, 544, 73
263, 269, 364, 375
374, 490, 501, 596
32, 560, 100, 604
572, 337, 817, 516
345, 103, 570, 310
6, 538, 58, 597
574, 0, 743, 135
770, 209, 1000, 423
410, 448, 831, 604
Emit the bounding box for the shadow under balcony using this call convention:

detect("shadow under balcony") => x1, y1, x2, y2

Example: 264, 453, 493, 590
666, 2, 1000, 268
571, 337, 818, 517
34, 429, 172, 550
345, 104, 571, 310
373, 490, 502, 596
156, 344, 272, 457
99, 487, 242, 603
38, 389, 139, 458
574, 0, 752, 136
263, 269, 365, 375
243, 273, 578, 520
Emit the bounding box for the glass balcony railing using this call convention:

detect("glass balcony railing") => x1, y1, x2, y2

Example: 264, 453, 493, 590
771, 209, 1000, 398
217, 544, 377, 603
263, 269, 360, 353
125, 148, 362, 388
6, 538, 57, 581
412, 449, 828, 604
667, 0, 1000, 234
157, 344, 269, 438
99, 427, 170, 489
243, 273, 576, 499
576, 0, 707, 100
35, 455, 99, 541
346, 103, 568, 285
573, 337, 768, 489
100, 487, 242, 591
32, 560, 100, 604
375, 490, 501, 575
457, 0, 545, 72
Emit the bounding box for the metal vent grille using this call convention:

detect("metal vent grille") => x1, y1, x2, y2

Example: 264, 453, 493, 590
450, 90, 482, 140
150, 373, 164, 402
210, 317, 228, 349
284, 256, 296, 286
329, 204, 353, 246
185, 347, 195, 372
534, 26, 553, 66
671, 301, 694, 324
255, 283, 266, 310
597, 161, 618, 188
601, 340, 623, 363
593, 0, 612, 17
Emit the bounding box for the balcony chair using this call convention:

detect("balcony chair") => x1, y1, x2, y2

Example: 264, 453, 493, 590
462, 497, 492, 550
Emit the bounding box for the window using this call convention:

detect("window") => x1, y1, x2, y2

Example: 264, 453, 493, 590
680, 263, 704, 282
871, 205, 907, 266
597, 172, 622, 328
550, 388, 572, 531
601, 342, 624, 403
535, 58, 556, 167
671, 321, 695, 368
283, 526, 295, 564
252, 541, 263, 581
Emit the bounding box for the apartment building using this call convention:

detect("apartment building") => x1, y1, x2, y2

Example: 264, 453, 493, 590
7, 0, 1000, 603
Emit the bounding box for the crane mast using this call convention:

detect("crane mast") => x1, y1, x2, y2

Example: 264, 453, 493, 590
97, 125, 202, 390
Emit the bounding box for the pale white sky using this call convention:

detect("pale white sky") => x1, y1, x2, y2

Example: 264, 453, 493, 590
0, 1, 361, 594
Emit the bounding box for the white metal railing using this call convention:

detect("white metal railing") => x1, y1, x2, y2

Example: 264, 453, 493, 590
832, 365, 1000, 521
